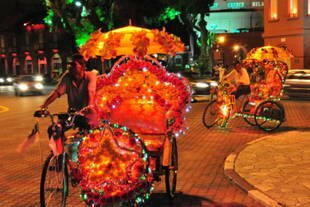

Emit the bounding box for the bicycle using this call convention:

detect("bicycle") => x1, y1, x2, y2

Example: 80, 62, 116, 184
202, 81, 249, 128
34, 108, 162, 207
34, 109, 89, 207
202, 82, 285, 132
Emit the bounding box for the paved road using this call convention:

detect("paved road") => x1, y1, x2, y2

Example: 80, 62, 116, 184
0, 94, 308, 207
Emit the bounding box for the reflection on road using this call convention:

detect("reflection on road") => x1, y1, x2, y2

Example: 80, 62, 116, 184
0, 105, 9, 113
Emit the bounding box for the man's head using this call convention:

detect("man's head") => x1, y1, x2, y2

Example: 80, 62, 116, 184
68, 54, 86, 80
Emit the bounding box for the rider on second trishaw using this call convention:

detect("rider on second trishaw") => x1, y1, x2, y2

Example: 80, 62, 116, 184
222, 61, 251, 112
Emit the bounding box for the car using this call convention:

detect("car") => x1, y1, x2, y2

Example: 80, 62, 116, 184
0, 76, 14, 85
13, 75, 45, 96
283, 69, 310, 99
177, 71, 218, 102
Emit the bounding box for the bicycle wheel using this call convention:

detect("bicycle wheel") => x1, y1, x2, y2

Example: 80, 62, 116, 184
40, 153, 69, 207
165, 137, 178, 199
254, 101, 284, 132
242, 100, 256, 126
202, 100, 218, 128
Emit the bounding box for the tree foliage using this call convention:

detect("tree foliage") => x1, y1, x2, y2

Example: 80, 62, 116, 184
161, 0, 215, 74
44, 0, 115, 48
43, 0, 215, 73
44, 0, 166, 48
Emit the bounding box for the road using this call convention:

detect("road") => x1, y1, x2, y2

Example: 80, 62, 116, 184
0, 89, 309, 207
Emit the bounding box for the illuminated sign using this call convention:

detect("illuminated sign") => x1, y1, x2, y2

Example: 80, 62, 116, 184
210, 3, 219, 9
227, 2, 245, 9
252, 1, 264, 7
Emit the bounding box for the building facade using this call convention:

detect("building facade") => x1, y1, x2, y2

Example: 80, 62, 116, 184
0, 0, 75, 80
207, 0, 264, 33
207, 0, 264, 66
0, 24, 74, 80
264, 0, 310, 69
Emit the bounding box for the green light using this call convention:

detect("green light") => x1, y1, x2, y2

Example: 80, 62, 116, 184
159, 7, 180, 23
44, 9, 54, 27
210, 3, 219, 9
66, 0, 74, 4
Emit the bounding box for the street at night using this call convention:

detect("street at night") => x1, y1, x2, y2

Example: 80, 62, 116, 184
0, 90, 309, 206
1, 0, 310, 207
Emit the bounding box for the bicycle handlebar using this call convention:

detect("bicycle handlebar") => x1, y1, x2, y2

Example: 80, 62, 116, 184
33, 109, 50, 118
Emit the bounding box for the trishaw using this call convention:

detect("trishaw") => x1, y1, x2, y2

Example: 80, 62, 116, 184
38, 26, 191, 207
203, 46, 292, 132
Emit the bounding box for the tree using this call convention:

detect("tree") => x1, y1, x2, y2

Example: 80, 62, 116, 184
44, 0, 116, 50
161, 0, 215, 75
44, 0, 166, 50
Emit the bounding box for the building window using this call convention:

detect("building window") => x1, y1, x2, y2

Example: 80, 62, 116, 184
270, 0, 278, 20
289, 0, 298, 17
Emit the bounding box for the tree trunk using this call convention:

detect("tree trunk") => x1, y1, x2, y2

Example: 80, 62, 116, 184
197, 13, 210, 75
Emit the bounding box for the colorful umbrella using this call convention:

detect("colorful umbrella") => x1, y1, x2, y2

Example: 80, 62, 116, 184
80, 25, 185, 60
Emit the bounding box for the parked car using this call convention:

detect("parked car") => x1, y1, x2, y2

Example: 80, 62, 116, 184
13, 75, 44, 96
178, 71, 218, 102
0, 76, 14, 85
283, 69, 310, 99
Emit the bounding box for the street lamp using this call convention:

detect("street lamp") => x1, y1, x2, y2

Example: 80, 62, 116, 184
217, 36, 226, 44
214, 35, 226, 65
233, 45, 241, 62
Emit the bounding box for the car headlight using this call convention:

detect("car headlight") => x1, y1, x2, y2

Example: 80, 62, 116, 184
0, 78, 4, 83
18, 83, 29, 91
35, 75, 43, 82
6, 77, 13, 82
195, 82, 209, 88
34, 83, 44, 89
210, 82, 218, 87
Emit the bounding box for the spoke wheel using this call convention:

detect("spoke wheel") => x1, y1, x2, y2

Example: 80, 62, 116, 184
254, 101, 284, 132
165, 137, 178, 199
202, 100, 218, 128
242, 100, 257, 126
40, 153, 68, 207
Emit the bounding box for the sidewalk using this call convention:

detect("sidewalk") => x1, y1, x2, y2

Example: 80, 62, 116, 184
224, 131, 310, 207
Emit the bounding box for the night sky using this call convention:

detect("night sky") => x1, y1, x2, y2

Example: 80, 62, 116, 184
0, 0, 45, 32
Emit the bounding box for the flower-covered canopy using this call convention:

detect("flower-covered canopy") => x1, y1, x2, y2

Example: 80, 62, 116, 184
80, 26, 185, 60
95, 56, 191, 135
245, 46, 293, 65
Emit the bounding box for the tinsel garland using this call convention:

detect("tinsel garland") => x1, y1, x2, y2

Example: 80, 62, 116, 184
77, 124, 153, 206
95, 56, 191, 135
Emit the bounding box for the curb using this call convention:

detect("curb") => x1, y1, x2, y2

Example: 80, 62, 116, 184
224, 135, 286, 207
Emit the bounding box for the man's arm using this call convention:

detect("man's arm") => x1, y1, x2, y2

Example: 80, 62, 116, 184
223, 69, 237, 82
41, 91, 60, 109
40, 73, 67, 109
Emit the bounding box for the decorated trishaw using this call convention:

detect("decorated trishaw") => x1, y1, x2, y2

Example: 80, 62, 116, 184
38, 25, 191, 207
203, 46, 293, 131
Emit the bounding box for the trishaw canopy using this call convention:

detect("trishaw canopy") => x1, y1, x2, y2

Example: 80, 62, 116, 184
245, 45, 293, 66
80, 25, 185, 60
